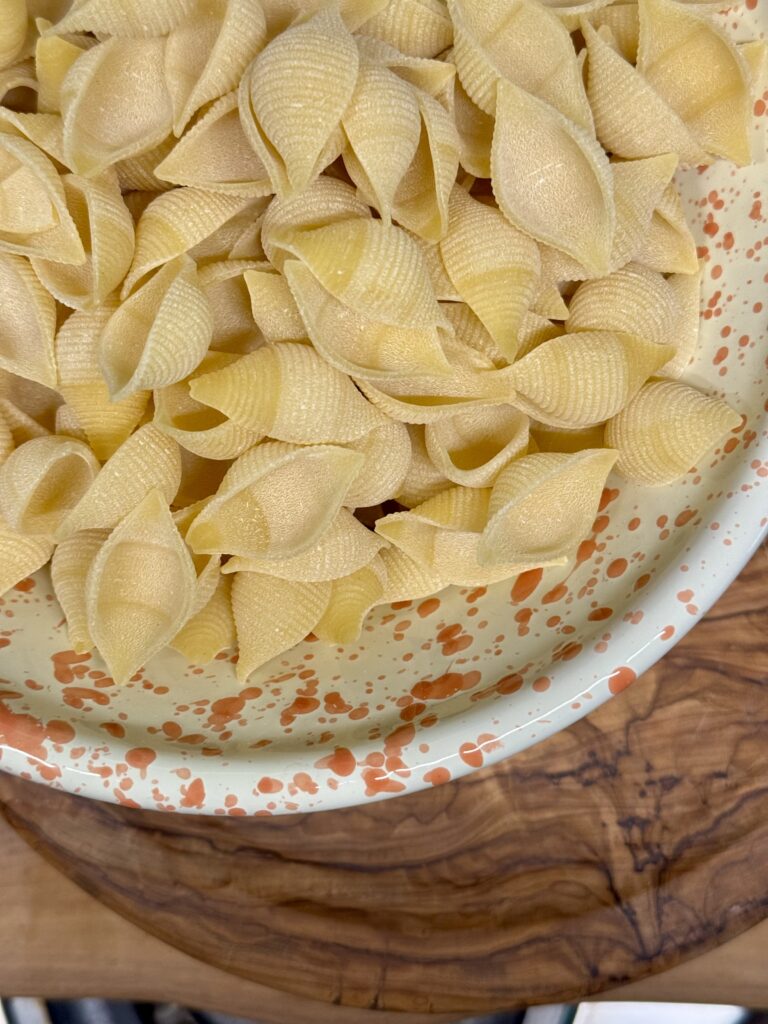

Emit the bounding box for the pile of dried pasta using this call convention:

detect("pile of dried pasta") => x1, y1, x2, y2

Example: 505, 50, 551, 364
0, 0, 761, 683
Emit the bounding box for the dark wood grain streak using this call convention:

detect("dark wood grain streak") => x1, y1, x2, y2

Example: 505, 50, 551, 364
1, 544, 766, 1016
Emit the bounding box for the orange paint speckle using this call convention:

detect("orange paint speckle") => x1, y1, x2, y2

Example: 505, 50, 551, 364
315, 746, 356, 777
674, 509, 696, 527
511, 568, 543, 603
257, 777, 283, 794
417, 598, 440, 618
677, 589, 694, 603
542, 582, 568, 604
532, 676, 551, 692
180, 777, 206, 809
606, 558, 628, 578
126, 747, 156, 778
660, 625, 676, 641
458, 742, 484, 768
424, 767, 450, 786
608, 666, 636, 695
411, 670, 481, 701
588, 607, 613, 622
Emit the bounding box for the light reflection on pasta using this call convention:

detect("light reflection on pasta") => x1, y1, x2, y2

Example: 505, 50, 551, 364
0, 0, 754, 680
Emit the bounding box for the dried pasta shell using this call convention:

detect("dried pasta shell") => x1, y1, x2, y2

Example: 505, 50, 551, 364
116, 137, 176, 193
451, 66, 493, 178
0, 108, 67, 166
0, 0, 28, 71
243, 265, 305, 344
425, 406, 529, 488
154, 93, 270, 197
58, 423, 182, 537
0, 134, 84, 265
357, 363, 515, 424
566, 264, 679, 346
516, 311, 563, 360
171, 572, 234, 664
342, 64, 421, 222
356, 34, 455, 101
263, 0, 389, 34
0, 370, 60, 428
378, 543, 448, 603
448, 0, 592, 129
610, 153, 679, 270
54, 402, 88, 442
0, 398, 51, 446
589, 3, 639, 62
190, 343, 385, 443
637, 0, 751, 165
407, 233, 459, 302
32, 170, 134, 310
154, 352, 263, 460
284, 260, 450, 380
478, 449, 617, 565
659, 268, 701, 380
231, 572, 331, 681
285, 217, 443, 328
50, 527, 109, 652
512, 330, 672, 428
441, 302, 506, 366
61, 38, 174, 176
440, 187, 540, 361
85, 488, 196, 683
122, 188, 254, 295
55, 301, 149, 460
101, 255, 212, 400
0, 434, 99, 534
342, 419, 412, 507
492, 79, 614, 277
583, 22, 707, 166
313, 556, 387, 644
48, 0, 196, 37
172, 501, 221, 618
165, 0, 266, 136
35, 32, 87, 114
531, 422, 606, 454
223, 507, 385, 582
397, 424, 450, 507
0, 514, 54, 597
0, 406, 13, 466
186, 441, 364, 559
188, 197, 269, 265
197, 259, 264, 353
0, 253, 57, 387
360, 0, 453, 59
605, 380, 741, 485
633, 182, 698, 275
238, 8, 359, 196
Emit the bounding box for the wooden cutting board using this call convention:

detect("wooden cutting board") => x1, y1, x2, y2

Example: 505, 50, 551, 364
1, 543, 766, 1017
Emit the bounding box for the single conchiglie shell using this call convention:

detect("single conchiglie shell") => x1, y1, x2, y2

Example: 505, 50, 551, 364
197, 259, 264, 353
342, 419, 412, 507
61, 38, 174, 176
605, 380, 741, 485
172, 504, 220, 618
566, 264, 680, 346
659, 268, 702, 379
425, 405, 529, 488
544, 0, 614, 30
588, 3, 639, 62
478, 449, 618, 565
171, 572, 235, 664
264, 0, 389, 34
448, 0, 592, 129
190, 343, 386, 443
582, 21, 707, 166
122, 188, 256, 295
531, 280, 570, 322
342, 63, 421, 222
360, 0, 453, 59
35, 31, 89, 114
0, 107, 68, 167
47, 0, 197, 37
356, 34, 455, 101
154, 92, 270, 196
0, 398, 52, 447
397, 424, 451, 507
239, 8, 359, 196
55, 300, 149, 461
441, 302, 505, 366
378, 543, 448, 603
50, 527, 110, 653
0, 368, 59, 431
164, 0, 267, 135
440, 187, 540, 361
260, 176, 370, 270
232, 572, 331, 681
610, 153, 679, 270
0, 134, 84, 265
185, 441, 364, 560
492, 78, 614, 277
450, 62, 493, 178
284, 260, 450, 380
116, 136, 176, 193
223, 507, 385, 582
0, 514, 55, 597
515, 311, 563, 360
0, 0, 27, 71
0, 434, 100, 534
100, 255, 213, 400
154, 352, 263, 460
58, 423, 182, 538
32, 170, 135, 310
633, 182, 699, 275
188, 196, 269, 265
637, 0, 751, 165
243, 265, 305, 344
531, 422, 606, 454
0, 253, 57, 387
512, 330, 673, 428
85, 488, 196, 684
313, 555, 388, 644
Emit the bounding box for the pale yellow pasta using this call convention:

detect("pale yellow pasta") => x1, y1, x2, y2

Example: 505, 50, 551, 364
238, 8, 358, 196
32, 170, 135, 310
610, 154, 679, 271
633, 182, 699, 275
313, 555, 388, 644
0, 0, 28, 71
185, 441, 364, 559
531, 280, 570, 321
188, 196, 269, 264
531, 422, 606, 454
360, 0, 453, 59
0, 434, 99, 534
0, 253, 57, 387
425, 406, 529, 488
492, 79, 614, 277
116, 137, 176, 193
61, 38, 174, 176
0, 58, 38, 107
171, 572, 235, 664
199, 260, 265, 352
378, 543, 448, 602
153, 352, 263, 460
478, 449, 618, 565
589, 3, 639, 63
100, 255, 212, 400
441, 302, 506, 367
224, 508, 385, 582
232, 572, 330, 681
35, 31, 87, 114
55, 300, 149, 460
0, 514, 55, 597
0, 108, 67, 166
0, 405, 13, 465
440, 187, 539, 360
262, 0, 389, 34
54, 402, 88, 442
0, 370, 61, 428
48, 0, 196, 37
58, 423, 182, 538
605, 381, 741, 485
450, 61, 493, 179
515, 311, 563, 360
448, 0, 592, 128
172, 501, 221, 618
0, 398, 51, 446
191, 343, 386, 443
566, 264, 679, 347
511, 330, 672, 427
85, 488, 196, 684
243, 265, 305, 344
660, 268, 702, 380
342, 419, 412, 507
50, 528, 109, 653
397, 424, 451, 507
356, 34, 455, 101
173, 449, 229, 508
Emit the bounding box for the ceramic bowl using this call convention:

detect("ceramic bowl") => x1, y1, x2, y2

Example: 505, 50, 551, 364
1, 7, 766, 815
